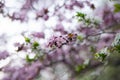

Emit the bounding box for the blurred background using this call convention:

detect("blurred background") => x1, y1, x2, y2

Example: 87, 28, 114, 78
0, 0, 120, 80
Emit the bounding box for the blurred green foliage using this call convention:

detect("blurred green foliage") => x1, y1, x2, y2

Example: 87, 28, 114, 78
94, 53, 107, 62
26, 54, 36, 62
76, 12, 99, 26
24, 37, 31, 43
32, 41, 39, 49
114, 3, 120, 13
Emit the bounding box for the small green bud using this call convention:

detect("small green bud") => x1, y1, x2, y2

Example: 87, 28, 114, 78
77, 35, 84, 41
76, 12, 86, 19
32, 41, 39, 49
26, 54, 35, 62
24, 37, 30, 43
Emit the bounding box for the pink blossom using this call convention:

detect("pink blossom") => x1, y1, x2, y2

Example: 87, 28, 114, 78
0, 50, 9, 60
31, 32, 45, 38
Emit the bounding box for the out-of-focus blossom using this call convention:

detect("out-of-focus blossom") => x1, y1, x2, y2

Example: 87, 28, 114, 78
10, 12, 27, 22
0, 50, 9, 60
114, 12, 120, 23
31, 32, 45, 38
65, 0, 84, 9
36, 8, 49, 20
3, 61, 42, 80
97, 34, 115, 50
103, 10, 115, 26
78, 27, 99, 36
96, 5, 119, 28
54, 23, 67, 34
0, 34, 7, 45
0, 0, 120, 80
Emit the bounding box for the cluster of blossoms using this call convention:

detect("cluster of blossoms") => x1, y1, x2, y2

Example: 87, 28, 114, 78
3, 61, 42, 80
0, 0, 120, 80
0, 0, 99, 22
47, 33, 77, 48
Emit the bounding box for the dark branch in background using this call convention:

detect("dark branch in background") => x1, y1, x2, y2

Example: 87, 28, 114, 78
0, 0, 5, 15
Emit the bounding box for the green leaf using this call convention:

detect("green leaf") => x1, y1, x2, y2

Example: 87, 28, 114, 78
85, 18, 91, 25
77, 35, 84, 41
94, 53, 107, 61
26, 54, 35, 62
32, 41, 39, 49
114, 45, 120, 53
90, 46, 96, 53
114, 3, 120, 13
76, 12, 86, 19
99, 53, 107, 61
75, 64, 86, 72
24, 37, 30, 43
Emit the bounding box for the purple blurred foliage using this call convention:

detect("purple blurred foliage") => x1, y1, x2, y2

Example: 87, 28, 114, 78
8, 12, 27, 22
102, 5, 117, 26
78, 27, 99, 36
31, 32, 45, 38
2, 45, 85, 79
0, 0, 96, 22
54, 23, 67, 34
97, 33, 115, 50
65, 0, 84, 9
0, 34, 7, 45
95, 4, 120, 30
0, 50, 9, 60
114, 12, 120, 23
0, 0, 120, 80
36, 8, 49, 20
3, 61, 42, 80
